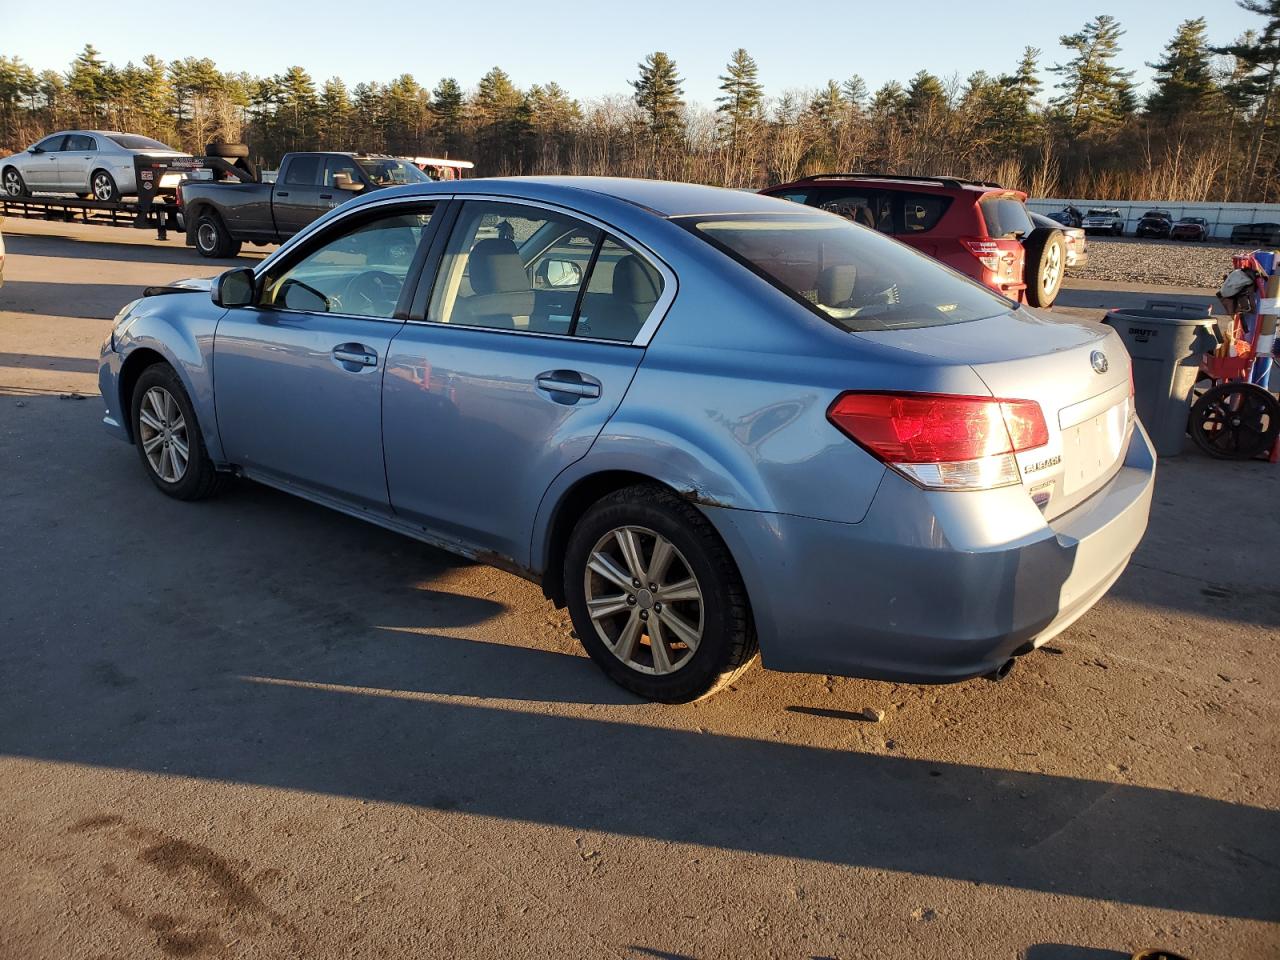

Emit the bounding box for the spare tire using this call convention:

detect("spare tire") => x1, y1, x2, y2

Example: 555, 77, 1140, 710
1023, 227, 1066, 308
205, 141, 250, 159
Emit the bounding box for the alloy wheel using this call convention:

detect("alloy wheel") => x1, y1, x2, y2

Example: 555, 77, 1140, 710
1041, 241, 1062, 296
3, 170, 21, 196
584, 525, 704, 676
93, 173, 114, 201
137, 386, 190, 483
196, 221, 218, 254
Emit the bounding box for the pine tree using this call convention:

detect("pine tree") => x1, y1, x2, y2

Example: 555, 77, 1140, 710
807, 79, 845, 127
841, 75, 868, 112
631, 51, 684, 140
870, 81, 908, 119
474, 67, 530, 172
319, 77, 353, 149
432, 78, 464, 154
1050, 15, 1135, 135
1146, 17, 1216, 121
1217, 0, 1280, 199
716, 48, 763, 146
66, 44, 107, 124
904, 70, 947, 122
996, 46, 1042, 146
0, 56, 39, 145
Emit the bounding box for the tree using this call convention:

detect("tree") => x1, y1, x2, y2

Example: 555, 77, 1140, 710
994, 46, 1042, 146
1051, 15, 1136, 136
716, 48, 763, 146
1146, 17, 1217, 121
66, 44, 107, 124
0, 56, 38, 145
904, 70, 947, 122
1217, 1, 1280, 198
473, 67, 529, 172
870, 81, 908, 119
631, 51, 684, 140
318, 77, 353, 149
432, 77, 465, 154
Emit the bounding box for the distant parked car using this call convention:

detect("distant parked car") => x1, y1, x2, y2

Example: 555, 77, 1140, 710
1046, 205, 1083, 228
1230, 222, 1280, 245
1, 130, 189, 202
1031, 212, 1088, 269
761, 173, 1066, 307
1170, 217, 1209, 242
1083, 208, 1125, 236
97, 178, 1154, 701
1134, 210, 1173, 239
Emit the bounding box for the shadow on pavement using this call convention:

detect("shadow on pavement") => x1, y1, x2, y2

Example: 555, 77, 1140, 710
0, 351, 99, 374
2, 231, 260, 267
0, 279, 149, 320
1024, 946, 1131, 960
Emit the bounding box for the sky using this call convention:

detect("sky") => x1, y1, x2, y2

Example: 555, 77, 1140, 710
1, 0, 1263, 106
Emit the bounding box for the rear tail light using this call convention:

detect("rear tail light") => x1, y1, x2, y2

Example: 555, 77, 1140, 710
960, 238, 1002, 272
827, 392, 1049, 491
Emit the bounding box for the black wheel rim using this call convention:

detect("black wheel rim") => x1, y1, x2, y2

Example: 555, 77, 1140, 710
1193, 384, 1277, 460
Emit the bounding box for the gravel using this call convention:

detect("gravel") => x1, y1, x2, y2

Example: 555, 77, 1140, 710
1074, 236, 1253, 290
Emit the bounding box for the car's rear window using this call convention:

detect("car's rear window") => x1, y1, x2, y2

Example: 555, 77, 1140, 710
684, 211, 1011, 332
106, 134, 174, 151
979, 196, 1034, 239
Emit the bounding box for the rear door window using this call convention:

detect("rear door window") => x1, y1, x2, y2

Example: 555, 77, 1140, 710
64, 134, 96, 151
895, 192, 951, 233
980, 196, 1034, 239
813, 189, 891, 233
283, 156, 322, 186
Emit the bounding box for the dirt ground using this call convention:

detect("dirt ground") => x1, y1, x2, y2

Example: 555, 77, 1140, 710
1, 218, 1277, 960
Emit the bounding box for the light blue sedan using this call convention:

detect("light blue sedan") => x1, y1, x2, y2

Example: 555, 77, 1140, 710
99, 178, 1155, 701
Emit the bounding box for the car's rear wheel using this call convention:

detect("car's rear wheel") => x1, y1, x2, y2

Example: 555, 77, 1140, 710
1024, 227, 1065, 308
564, 485, 757, 702
130, 364, 226, 500
3, 167, 28, 197
91, 169, 120, 202
193, 211, 242, 258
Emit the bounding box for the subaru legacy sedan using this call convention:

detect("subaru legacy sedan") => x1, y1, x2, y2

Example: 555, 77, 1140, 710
99, 178, 1155, 702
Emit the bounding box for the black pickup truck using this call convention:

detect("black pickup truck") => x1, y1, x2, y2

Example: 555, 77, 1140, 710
180, 152, 432, 257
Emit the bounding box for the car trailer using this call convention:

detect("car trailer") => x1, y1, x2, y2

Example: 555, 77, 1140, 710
1, 147, 258, 241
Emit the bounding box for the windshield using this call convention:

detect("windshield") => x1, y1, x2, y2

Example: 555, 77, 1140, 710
107, 134, 176, 151
685, 211, 1011, 332
356, 158, 431, 185
1086, 209, 1117, 217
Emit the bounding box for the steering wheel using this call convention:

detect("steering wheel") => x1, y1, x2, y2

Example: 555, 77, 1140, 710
339, 270, 402, 316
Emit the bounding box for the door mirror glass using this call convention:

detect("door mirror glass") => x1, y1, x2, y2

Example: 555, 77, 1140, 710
277, 278, 330, 312
537, 258, 583, 289
332, 173, 364, 192
212, 267, 257, 308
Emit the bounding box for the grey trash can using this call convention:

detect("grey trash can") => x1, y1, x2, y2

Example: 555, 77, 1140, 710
1103, 303, 1220, 457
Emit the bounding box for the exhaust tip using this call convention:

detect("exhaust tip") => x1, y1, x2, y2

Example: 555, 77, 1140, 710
985, 658, 1016, 683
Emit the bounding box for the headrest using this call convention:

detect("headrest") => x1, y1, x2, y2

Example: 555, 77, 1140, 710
818, 264, 858, 306
612, 255, 660, 304
469, 239, 528, 295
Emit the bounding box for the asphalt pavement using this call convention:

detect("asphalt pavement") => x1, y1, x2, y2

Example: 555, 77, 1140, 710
1, 218, 1277, 960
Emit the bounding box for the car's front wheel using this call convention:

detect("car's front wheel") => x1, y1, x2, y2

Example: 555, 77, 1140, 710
564, 485, 757, 702
3, 167, 28, 197
130, 364, 226, 500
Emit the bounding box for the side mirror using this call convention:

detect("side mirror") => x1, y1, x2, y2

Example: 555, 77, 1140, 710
28, 145, 41, 154
333, 173, 364, 192
211, 267, 256, 308
536, 258, 583, 289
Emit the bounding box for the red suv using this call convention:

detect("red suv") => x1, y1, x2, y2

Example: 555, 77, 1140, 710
760, 173, 1065, 308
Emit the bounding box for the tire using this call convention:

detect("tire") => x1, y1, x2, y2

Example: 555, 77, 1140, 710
1189, 382, 1280, 460
130, 364, 227, 500
193, 211, 242, 258
564, 484, 758, 702
1023, 227, 1066, 308
1112, 223, 1123, 236
2, 166, 28, 197
91, 169, 120, 202
205, 141, 250, 159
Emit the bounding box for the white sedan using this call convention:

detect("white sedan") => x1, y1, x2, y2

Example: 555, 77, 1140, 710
1, 130, 189, 202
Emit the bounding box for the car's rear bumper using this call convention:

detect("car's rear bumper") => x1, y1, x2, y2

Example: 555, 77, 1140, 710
704, 423, 1156, 683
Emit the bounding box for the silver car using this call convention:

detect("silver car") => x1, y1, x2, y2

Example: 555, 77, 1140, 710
1, 130, 189, 202
98, 178, 1155, 702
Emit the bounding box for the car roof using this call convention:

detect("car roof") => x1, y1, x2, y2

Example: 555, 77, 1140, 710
370, 176, 797, 219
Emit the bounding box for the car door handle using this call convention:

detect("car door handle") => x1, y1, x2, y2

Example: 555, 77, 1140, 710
535, 372, 601, 399
319, 193, 334, 200
333, 345, 378, 368
277, 190, 290, 198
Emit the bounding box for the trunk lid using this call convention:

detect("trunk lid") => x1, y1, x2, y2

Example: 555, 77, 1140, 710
855, 308, 1134, 519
